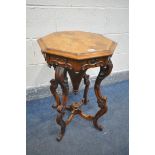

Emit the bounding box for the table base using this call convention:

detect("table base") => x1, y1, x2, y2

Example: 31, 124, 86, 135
50, 59, 113, 141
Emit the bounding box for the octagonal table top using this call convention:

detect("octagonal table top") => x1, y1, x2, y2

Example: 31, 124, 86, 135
37, 31, 117, 60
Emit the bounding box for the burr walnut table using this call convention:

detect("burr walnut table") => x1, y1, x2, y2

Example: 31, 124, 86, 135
38, 31, 117, 141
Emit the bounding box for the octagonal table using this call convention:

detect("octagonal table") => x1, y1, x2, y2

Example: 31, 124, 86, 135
38, 31, 117, 141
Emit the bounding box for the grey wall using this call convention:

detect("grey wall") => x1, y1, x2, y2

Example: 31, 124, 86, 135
26, 0, 129, 89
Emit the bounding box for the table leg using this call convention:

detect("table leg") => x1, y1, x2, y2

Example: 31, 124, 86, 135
50, 66, 69, 141
93, 59, 113, 131
50, 79, 60, 108
83, 73, 90, 104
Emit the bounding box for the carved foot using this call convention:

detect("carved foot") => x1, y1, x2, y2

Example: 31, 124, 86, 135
93, 97, 107, 131
56, 111, 66, 141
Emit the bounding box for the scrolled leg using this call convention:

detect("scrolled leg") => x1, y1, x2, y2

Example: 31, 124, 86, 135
93, 58, 113, 131
50, 79, 60, 108
54, 66, 69, 141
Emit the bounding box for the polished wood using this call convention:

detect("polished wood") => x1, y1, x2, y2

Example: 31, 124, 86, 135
45, 53, 111, 72
68, 69, 86, 94
37, 31, 117, 141
50, 66, 69, 141
65, 100, 94, 125
93, 59, 113, 131
38, 31, 117, 60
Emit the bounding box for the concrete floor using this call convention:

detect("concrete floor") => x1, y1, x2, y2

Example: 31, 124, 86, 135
27, 80, 129, 155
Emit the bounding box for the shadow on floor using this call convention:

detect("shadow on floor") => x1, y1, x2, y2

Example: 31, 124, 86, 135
27, 80, 129, 155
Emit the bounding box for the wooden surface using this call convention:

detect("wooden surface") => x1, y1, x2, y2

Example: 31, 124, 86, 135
38, 31, 117, 60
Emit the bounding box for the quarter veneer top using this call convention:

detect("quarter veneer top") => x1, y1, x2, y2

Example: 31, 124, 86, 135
38, 31, 117, 60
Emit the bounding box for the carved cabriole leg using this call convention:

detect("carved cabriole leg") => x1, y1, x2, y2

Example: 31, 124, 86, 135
50, 65, 60, 109
83, 73, 90, 104
93, 58, 113, 131
50, 79, 60, 108
51, 66, 69, 141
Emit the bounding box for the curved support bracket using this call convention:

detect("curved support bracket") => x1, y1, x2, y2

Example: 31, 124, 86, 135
93, 58, 113, 131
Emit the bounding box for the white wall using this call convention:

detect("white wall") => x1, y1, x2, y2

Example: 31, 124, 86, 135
26, 0, 129, 89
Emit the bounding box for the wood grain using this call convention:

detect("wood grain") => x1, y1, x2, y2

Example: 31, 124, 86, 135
38, 31, 117, 60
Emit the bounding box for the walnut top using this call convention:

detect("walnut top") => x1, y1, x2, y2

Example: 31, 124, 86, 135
37, 31, 117, 60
